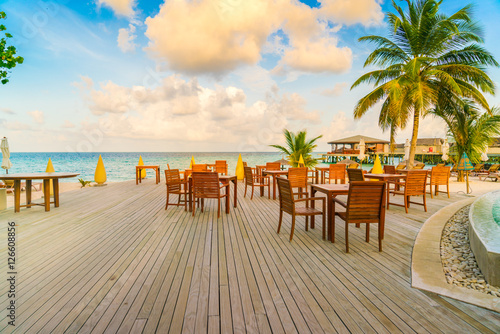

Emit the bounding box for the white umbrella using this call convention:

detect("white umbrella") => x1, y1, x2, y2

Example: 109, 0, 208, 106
357, 139, 366, 161
441, 139, 449, 161
481, 145, 489, 162
1, 137, 12, 173
404, 139, 410, 161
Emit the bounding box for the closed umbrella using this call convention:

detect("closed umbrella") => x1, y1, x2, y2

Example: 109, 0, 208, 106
441, 139, 449, 161
481, 145, 489, 162
357, 139, 366, 161
1, 137, 12, 174
404, 139, 410, 161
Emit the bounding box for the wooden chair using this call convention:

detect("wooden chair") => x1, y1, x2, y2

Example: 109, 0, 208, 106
348, 163, 360, 169
214, 160, 228, 175
243, 166, 270, 199
164, 169, 188, 211
383, 165, 396, 174
193, 164, 208, 172
287, 167, 308, 197
427, 166, 450, 198
347, 168, 365, 182
436, 163, 445, 167
276, 177, 325, 241
413, 163, 425, 169
265, 162, 281, 171
325, 164, 346, 184
388, 170, 428, 213
478, 164, 500, 180
333, 181, 386, 252
191, 172, 229, 218
470, 163, 485, 176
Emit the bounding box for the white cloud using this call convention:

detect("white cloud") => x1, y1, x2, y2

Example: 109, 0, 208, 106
75, 74, 319, 150
27, 110, 44, 124
117, 24, 137, 53
320, 82, 348, 97
0, 108, 15, 115
144, 0, 355, 76
97, 0, 135, 17
62, 120, 75, 128
319, 0, 384, 26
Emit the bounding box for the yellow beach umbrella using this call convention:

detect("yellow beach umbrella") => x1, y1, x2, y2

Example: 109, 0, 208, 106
298, 154, 305, 167
235, 154, 244, 180
189, 155, 195, 169
46, 158, 55, 195
372, 155, 383, 174
138, 155, 146, 178
94, 155, 107, 185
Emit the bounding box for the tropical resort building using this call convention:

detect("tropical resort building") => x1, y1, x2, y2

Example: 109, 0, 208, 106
322, 135, 390, 163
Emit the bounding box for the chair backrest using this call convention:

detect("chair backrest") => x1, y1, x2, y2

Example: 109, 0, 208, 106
193, 164, 208, 172
383, 165, 396, 174
347, 168, 365, 182
348, 163, 359, 169
266, 162, 281, 171
489, 164, 500, 172
346, 181, 386, 223
215, 160, 227, 174
288, 167, 308, 188
436, 163, 445, 167
277, 177, 294, 215
244, 166, 254, 186
430, 166, 450, 185
404, 170, 428, 196
329, 164, 346, 180
243, 161, 248, 167
165, 169, 182, 192
192, 172, 220, 199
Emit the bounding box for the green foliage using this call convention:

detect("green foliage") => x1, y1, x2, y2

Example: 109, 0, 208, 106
270, 129, 322, 168
1, 12, 24, 85
78, 178, 92, 188
352, 0, 498, 167
431, 99, 500, 165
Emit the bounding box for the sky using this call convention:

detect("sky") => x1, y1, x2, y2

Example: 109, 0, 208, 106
1, 0, 500, 153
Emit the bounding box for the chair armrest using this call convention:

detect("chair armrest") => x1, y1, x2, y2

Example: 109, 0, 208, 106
295, 197, 325, 203
333, 198, 347, 208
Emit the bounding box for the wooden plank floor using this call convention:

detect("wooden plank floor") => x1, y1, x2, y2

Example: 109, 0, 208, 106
0, 179, 499, 333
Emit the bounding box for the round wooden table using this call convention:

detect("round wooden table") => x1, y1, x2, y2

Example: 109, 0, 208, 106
0, 172, 80, 212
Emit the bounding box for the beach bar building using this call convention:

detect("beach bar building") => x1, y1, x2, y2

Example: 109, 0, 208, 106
323, 135, 390, 163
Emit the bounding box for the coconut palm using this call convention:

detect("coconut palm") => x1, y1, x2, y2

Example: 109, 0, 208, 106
431, 99, 500, 180
270, 129, 322, 168
351, 0, 497, 168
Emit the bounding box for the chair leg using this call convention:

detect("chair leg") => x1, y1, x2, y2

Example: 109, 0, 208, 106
447, 184, 450, 198
429, 184, 433, 198
192, 195, 196, 217
322, 213, 326, 240
277, 211, 283, 234
201, 198, 204, 213
378, 224, 383, 252
290, 216, 296, 241
404, 195, 408, 213
345, 222, 349, 253
251, 186, 254, 200
184, 192, 187, 211
217, 198, 221, 218
165, 192, 169, 210
305, 216, 309, 231
244, 184, 247, 197
423, 193, 427, 212
267, 183, 270, 199
366, 223, 370, 243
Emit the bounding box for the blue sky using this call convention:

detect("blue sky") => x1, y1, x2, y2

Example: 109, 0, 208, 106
1, 0, 500, 152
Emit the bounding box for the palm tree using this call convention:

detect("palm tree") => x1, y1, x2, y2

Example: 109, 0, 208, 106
270, 129, 322, 168
431, 99, 500, 181
351, 0, 497, 168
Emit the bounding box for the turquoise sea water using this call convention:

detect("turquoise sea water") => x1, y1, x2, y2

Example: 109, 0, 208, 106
6, 152, 335, 182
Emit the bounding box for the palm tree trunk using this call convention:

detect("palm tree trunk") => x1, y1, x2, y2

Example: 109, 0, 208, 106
408, 111, 420, 169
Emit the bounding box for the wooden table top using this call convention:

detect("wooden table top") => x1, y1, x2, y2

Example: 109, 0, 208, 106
219, 175, 237, 181
136, 165, 159, 168
0, 172, 80, 180
311, 183, 349, 193
262, 170, 288, 175
365, 173, 406, 179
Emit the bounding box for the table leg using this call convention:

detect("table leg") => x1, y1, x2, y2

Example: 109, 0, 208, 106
328, 193, 334, 242
136, 168, 138, 185
233, 179, 237, 208
311, 188, 316, 230
226, 184, 230, 213
189, 178, 193, 212
26, 180, 32, 208
272, 176, 277, 200
43, 179, 51, 211
53, 179, 60, 207
139, 168, 142, 184
260, 175, 264, 197
315, 170, 319, 184
157, 168, 160, 184
14, 180, 21, 213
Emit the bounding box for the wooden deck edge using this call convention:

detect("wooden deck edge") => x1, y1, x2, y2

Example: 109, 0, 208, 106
411, 196, 500, 312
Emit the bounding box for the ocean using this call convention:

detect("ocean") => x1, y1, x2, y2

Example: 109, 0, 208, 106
6, 152, 341, 182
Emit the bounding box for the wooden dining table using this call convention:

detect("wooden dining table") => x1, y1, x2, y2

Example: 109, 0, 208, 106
0, 172, 79, 212
310, 183, 349, 242
136, 165, 160, 185
314, 166, 330, 184
261, 170, 289, 200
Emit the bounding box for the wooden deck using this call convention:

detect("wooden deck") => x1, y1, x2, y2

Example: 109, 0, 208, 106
0, 179, 499, 333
